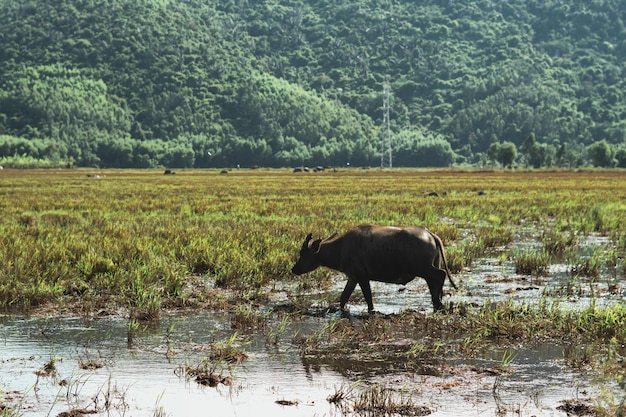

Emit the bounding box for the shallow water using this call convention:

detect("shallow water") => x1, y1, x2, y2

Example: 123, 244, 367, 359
1, 236, 624, 416
1, 313, 348, 417
1, 307, 622, 417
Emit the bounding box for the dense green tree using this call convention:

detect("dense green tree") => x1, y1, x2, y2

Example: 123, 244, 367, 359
615, 147, 626, 168
528, 143, 547, 169
97, 138, 134, 168
0, 135, 70, 165
488, 141, 518, 168
163, 142, 195, 169
0, 64, 132, 166
587, 140, 615, 167
0, 136, 40, 158
556, 143, 585, 168
524, 137, 556, 168
393, 129, 456, 167
1, 0, 626, 167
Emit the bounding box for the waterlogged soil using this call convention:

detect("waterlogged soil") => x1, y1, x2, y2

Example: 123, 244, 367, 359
1, 240, 625, 417
0, 312, 615, 417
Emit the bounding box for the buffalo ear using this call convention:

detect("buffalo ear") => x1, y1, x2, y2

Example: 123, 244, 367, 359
311, 239, 322, 253
303, 233, 313, 250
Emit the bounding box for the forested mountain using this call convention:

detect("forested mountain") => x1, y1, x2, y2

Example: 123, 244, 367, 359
1, 0, 626, 168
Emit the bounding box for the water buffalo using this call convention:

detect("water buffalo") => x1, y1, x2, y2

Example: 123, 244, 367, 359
291, 224, 457, 312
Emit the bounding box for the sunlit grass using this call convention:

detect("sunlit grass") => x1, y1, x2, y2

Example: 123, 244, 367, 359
514, 250, 551, 276
298, 301, 626, 382
0, 168, 625, 312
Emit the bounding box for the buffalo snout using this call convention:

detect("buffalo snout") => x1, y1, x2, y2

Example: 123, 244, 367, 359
291, 262, 307, 275
291, 254, 319, 275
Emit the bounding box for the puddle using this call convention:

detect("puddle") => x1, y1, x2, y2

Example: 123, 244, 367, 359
1, 314, 346, 417
1, 308, 623, 417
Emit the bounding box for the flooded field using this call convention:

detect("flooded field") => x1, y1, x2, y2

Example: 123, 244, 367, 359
2, 245, 624, 417
0, 313, 614, 417
2, 169, 625, 416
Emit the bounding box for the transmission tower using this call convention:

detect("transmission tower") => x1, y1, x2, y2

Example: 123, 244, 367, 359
381, 80, 392, 168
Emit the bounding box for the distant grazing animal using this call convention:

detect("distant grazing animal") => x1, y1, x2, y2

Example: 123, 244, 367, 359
291, 224, 457, 312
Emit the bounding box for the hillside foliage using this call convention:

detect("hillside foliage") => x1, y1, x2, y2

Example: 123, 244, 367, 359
1, 0, 626, 168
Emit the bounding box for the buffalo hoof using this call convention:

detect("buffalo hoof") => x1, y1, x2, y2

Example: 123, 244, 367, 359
368, 309, 381, 317
433, 304, 445, 313
433, 303, 453, 314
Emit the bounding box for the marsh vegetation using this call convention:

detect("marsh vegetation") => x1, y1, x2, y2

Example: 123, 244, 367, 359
1, 168, 625, 416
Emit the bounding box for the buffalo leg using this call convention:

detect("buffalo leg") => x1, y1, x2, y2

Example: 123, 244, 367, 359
424, 268, 446, 311
358, 279, 374, 313
340, 278, 357, 311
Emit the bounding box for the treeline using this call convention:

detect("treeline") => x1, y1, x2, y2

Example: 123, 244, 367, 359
1, 0, 626, 168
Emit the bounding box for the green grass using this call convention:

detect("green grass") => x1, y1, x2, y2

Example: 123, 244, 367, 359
514, 250, 551, 276
298, 301, 626, 384
0, 168, 625, 313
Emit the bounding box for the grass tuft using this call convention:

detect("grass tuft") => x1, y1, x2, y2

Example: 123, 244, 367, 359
514, 251, 550, 276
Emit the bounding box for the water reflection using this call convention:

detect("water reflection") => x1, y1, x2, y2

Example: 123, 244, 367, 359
1, 310, 621, 417
1, 313, 350, 417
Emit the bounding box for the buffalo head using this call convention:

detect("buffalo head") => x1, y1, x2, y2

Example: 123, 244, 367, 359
291, 233, 323, 275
